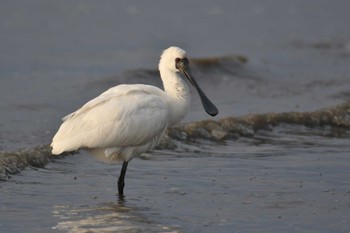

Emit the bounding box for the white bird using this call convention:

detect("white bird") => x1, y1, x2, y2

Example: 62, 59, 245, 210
51, 47, 218, 197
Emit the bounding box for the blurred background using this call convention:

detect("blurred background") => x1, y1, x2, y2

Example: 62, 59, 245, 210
1, 0, 350, 150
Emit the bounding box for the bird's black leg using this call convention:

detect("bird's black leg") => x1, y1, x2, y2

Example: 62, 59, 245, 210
118, 161, 128, 198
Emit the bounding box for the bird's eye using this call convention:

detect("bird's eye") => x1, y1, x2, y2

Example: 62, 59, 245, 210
175, 58, 181, 69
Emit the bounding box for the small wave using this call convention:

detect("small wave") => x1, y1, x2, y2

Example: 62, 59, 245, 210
166, 101, 350, 142
88, 54, 253, 89
0, 146, 72, 180
1, 102, 349, 179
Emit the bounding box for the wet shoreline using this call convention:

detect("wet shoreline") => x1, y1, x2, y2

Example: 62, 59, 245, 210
1, 101, 349, 180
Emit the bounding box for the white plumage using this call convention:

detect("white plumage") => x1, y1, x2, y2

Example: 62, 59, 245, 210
51, 46, 218, 197
51, 85, 169, 162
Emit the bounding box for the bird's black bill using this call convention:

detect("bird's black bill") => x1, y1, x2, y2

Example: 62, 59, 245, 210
176, 59, 219, 116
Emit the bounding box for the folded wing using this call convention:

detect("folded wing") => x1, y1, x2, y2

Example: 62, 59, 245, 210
51, 85, 169, 154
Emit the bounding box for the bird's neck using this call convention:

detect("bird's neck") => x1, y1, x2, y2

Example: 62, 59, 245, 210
160, 70, 191, 126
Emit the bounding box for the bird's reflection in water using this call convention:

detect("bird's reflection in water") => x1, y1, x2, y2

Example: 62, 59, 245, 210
52, 201, 180, 233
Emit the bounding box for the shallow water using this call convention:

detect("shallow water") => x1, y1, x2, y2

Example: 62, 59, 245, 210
1, 130, 350, 233
1, 0, 350, 232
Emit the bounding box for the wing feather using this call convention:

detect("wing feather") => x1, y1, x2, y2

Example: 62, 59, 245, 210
62, 84, 133, 121
51, 85, 169, 154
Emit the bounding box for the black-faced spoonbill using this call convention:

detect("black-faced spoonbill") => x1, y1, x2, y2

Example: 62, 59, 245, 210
51, 47, 218, 197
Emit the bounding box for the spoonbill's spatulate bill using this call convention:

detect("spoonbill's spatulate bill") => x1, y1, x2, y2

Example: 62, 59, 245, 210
51, 46, 218, 197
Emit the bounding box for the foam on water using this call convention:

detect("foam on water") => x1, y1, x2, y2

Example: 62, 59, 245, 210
1, 101, 349, 179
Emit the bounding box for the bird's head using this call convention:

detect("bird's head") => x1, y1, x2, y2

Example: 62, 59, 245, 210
159, 46, 187, 73
159, 46, 218, 117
